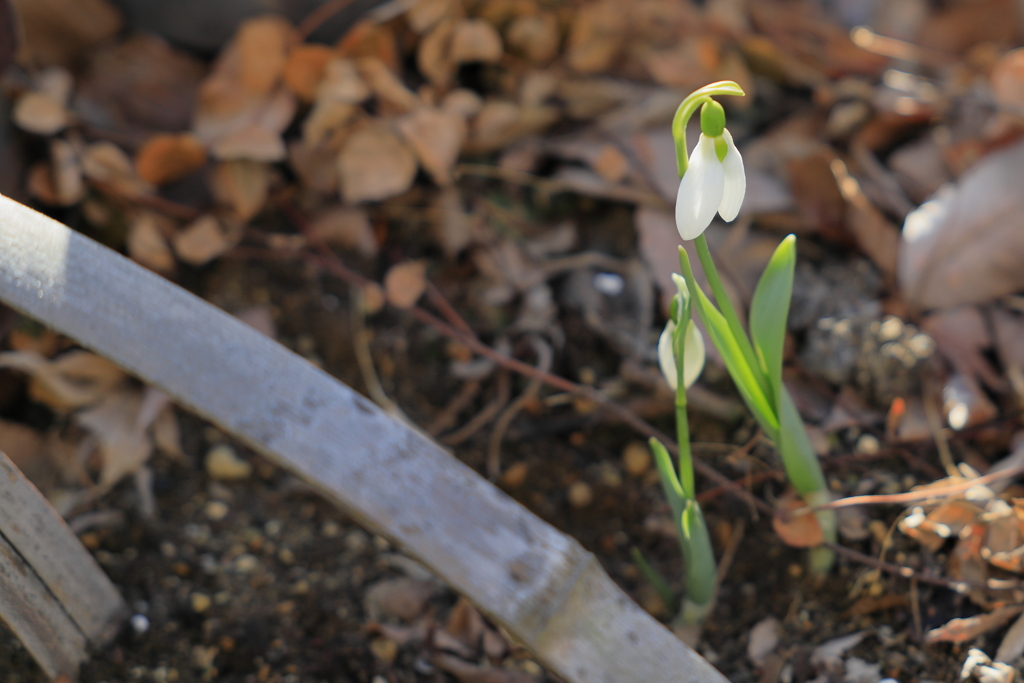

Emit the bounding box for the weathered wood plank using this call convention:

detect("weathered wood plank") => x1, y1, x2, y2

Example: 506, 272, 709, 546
0, 526, 88, 679
0, 194, 728, 683
0, 450, 126, 644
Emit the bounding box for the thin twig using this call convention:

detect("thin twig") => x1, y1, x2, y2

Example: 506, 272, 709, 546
487, 336, 552, 480
442, 370, 511, 446
825, 542, 965, 591
296, 0, 357, 40
810, 463, 1024, 512
426, 380, 481, 436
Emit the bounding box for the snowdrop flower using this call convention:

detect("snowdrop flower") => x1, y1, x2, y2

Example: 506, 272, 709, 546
657, 275, 705, 391
675, 100, 746, 240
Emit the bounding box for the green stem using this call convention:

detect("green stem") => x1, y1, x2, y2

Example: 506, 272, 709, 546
671, 81, 745, 178
675, 392, 694, 500
693, 234, 776, 422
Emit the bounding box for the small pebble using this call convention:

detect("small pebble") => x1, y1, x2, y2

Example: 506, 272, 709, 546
370, 637, 398, 665
521, 661, 542, 676
501, 462, 530, 488
234, 553, 259, 573
622, 441, 652, 477
855, 434, 880, 455
204, 501, 229, 521
205, 444, 253, 481
344, 530, 369, 553
278, 548, 295, 564
190, 593, 211, 613
321, 520, 340, 538
787, 563, 803, 578
568, 481, 594, 508
130, 614, 150, 635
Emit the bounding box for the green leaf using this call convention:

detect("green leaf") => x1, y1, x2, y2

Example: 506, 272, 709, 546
630, 546, 677, 610
749, 234, 796, 404
687, 279, 779, 437
776, 384, 827, 496
691, 238, 774, 408
680, 500, 715, 607
649, 438, 684, 521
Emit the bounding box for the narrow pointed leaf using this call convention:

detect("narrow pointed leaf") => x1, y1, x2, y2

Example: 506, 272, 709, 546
688, 281, 779, 437
649, 438, 684, 521
776, 385, 827, 496
630, 546, 677, 611
680, 501, 715, 607
690, 238, 774, 406
749, 234, 796, 399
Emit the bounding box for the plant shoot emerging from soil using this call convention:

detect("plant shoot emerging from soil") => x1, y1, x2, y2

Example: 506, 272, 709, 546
647, 84, 837, 603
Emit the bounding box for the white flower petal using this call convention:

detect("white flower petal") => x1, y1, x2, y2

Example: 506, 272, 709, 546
658, 320, 678, 391
658, 319, 705, 390
675, 134, 724, 240
682, 321, 705, 389
717, 129, 746, 222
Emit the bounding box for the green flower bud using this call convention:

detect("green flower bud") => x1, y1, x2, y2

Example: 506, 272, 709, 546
699, 100, 725, 138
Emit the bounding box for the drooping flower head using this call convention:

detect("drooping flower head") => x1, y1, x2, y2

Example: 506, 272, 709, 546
658, 274, 705, 391
674, 99, 746, 241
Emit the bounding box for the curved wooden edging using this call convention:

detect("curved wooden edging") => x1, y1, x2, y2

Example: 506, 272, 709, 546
0, 194, 727, 683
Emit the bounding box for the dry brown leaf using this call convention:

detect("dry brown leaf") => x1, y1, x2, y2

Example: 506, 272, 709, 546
445, 597, 487, 649
407, 0, 461, 33
593, 144, 629, 184
317, 58, 371, 105
900, 138, 1024, 311
194, 28, 298, 148
357, 57, 420, 112
0, 419, 54, 491
0, 349, 126, 412
76, 387, 152, 489
418, 16, 458, 87
337, 122, 417, 203
384, 261, 427, 309
288, 140, 339, 194
917, 0, 1016, 54
335, 20, 400, 70
126, 211, 176, 274
82, 141, 154, 198
283, 43, 337, 102
11, 0, 121, 67
433, 653, 538, 683
442, 88, 483, 119
75, 33, 205, 138
7, 327, 60, 357
993, 48, 1024, 116
26, 162, 59, 205
926, 605, 1024, 644
173, 215, 235, 266
12, 91, 69, 135
449, 18, 503, 65
747, 616, 782, 666
397, 107, 466, 185
996, 611, 1024, 663
302, 101, 358, 148
135, 133, 207, 185
363, 577, 436, 622
900, 499, 985, 552
505, 13, 559, 64
236, 15, 293, 95
565, 0, 624, 74
310, 206, 377, 258
831, 158, 900, 279
641, 38, 718, 90
772, 494, 824, 548
151, 405, 183, 460
212, 124, 287, 162
432, 187, 474, 257
471, 100, 521, 150
210, 160, 271, 222
921, 306, 1004, 393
